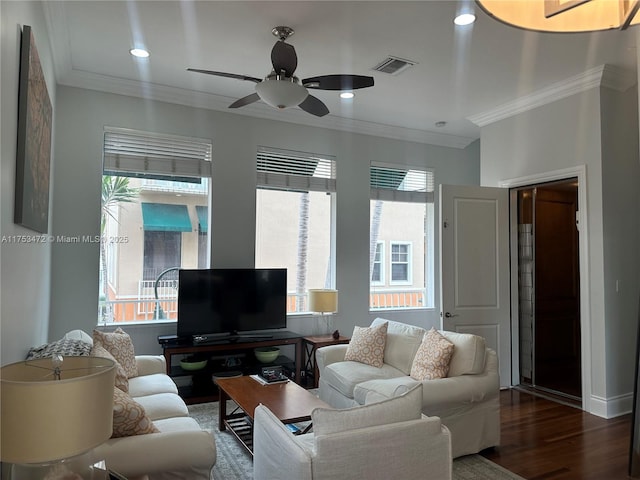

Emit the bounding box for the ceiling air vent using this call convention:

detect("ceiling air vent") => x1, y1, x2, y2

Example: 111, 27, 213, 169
372, 56, 417, 75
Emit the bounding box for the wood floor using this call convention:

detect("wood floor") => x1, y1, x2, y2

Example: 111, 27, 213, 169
481, 389, 632, 480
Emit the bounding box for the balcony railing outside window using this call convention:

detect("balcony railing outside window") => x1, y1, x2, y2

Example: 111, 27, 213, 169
99, 289, 426, 323
369, 288, 426, 310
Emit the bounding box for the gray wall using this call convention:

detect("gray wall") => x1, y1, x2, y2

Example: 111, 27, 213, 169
47, 86, 479, 355
1, 2, 57, 364
600, 86, 640, 401
480, 85, 640, 417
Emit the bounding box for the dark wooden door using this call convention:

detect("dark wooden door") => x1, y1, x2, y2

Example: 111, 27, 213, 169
534, 184, 581, 398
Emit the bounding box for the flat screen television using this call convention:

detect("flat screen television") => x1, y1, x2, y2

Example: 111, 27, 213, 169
177, 268, 287, 340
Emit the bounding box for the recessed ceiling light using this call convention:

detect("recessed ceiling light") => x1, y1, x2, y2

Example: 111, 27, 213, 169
130, 48, 150, 58
454, 13, 476, 26
340, 92, 354, 99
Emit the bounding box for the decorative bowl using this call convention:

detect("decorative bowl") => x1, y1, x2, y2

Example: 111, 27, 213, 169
254, 347, 280, 364
180, 358, 208, 371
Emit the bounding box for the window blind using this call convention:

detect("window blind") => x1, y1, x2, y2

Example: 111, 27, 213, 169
103, 127, 212, 179
370, 162, 434, 203
256, 146, 336, 193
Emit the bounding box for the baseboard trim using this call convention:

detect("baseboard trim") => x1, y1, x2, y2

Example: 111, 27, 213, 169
590, 392, 633, 419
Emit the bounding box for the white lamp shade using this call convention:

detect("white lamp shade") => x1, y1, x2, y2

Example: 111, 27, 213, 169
1, 356, 116, 464
308, 289, 338, 313
477, 0, 640, 32
255, 79, 308, 109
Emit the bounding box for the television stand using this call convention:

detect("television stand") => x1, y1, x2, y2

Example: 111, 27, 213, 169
232, 334, 273, 339
160, 330, 303, 404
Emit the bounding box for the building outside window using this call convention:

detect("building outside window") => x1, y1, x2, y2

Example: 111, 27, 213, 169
143, 230, 182, 280
99, 128, 212, 324
255, 147, 336, 314
390, 242, 412, 284
369, 163, 434, 310
371, 242, 385, 285
196, 205, 208, 268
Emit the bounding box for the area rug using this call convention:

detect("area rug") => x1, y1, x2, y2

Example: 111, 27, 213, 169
189, 401, 525, 480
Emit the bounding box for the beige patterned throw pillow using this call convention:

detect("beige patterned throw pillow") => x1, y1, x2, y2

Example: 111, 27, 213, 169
112, 387, 160, 438
91, 344, 129, 392
93, 327, 138, 378
410, 328, 455, 380
344, 322, 388, 368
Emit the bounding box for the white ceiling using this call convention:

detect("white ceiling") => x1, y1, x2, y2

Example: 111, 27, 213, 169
43, 1, 638, 148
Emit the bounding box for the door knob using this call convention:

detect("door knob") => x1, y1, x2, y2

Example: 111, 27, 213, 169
444, 312, 459, 318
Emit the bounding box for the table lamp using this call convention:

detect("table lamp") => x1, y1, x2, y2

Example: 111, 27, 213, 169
1, 355, 116, 479
308, 289, 339, 339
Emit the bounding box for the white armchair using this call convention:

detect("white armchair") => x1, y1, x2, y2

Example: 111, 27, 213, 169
253, 384, 452, 480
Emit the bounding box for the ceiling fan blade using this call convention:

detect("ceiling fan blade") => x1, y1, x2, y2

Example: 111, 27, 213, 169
271, 41, 298, 77
302, 74, 374, 91
229, 93, 260, 109
298, 94, 329, 117
187, 68, 262, 83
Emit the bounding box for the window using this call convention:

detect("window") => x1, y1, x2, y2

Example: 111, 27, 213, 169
196, 205, 208, 268
255, 147, 336, 313
143, 231, 182, 280
369, 163, 434, 310
371, 242, 385, 285
99, 127, 212, 324
391, 242, 412, 283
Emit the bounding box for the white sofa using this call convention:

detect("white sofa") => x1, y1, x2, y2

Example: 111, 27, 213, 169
316, 318, 500, 458
253, 384, 452, 480
95, 354, 216, 480
58, 330, 216, 480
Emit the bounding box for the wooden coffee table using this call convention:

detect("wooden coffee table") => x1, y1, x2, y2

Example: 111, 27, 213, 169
216, 375, 330, 454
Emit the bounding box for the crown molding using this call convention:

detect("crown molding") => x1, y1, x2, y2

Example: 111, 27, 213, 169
468, 64, 637, 128
56, 69, 475, 149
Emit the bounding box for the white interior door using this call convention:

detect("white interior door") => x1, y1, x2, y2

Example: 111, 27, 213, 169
440, 184, 510, 387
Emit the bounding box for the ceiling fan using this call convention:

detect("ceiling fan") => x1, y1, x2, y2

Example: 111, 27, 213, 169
187, 26, 374, 117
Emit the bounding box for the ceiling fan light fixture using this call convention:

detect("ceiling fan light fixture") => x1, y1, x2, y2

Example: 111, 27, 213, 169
255, 77, 308, 109
340, 92, 354, 99
188, 26, 372, 117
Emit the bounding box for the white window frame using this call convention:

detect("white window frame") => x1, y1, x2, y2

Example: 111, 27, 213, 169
371, 241, 385, 286
255, 146, 337, 314
390, 241, 412, 285
100, 127, 212, 325
369, 161, 435, 310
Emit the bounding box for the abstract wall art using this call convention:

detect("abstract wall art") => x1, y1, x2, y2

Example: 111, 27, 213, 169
15, 25, 52, 234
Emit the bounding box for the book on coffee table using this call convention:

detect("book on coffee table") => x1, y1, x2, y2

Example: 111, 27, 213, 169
250, 374, 289, 385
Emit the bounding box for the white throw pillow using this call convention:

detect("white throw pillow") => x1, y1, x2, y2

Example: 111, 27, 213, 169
370, 318, 426, 375
312, 383, 423, 436
63, 329, 94, 345
439, 330, 487, 377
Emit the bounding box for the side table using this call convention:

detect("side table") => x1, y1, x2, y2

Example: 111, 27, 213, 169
302, 335, 350, 388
